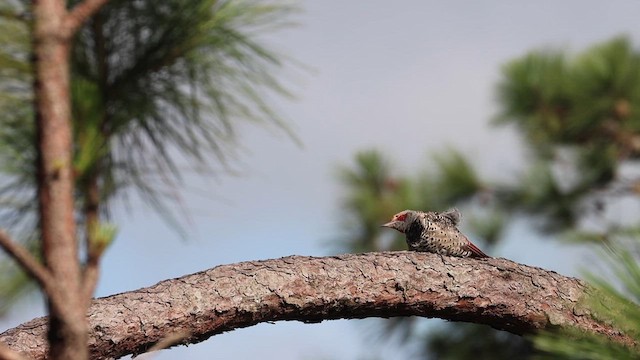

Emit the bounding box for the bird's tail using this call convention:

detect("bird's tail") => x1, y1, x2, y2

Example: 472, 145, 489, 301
463, 237, 489, 258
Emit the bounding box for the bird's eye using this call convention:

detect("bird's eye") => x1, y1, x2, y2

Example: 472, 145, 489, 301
396, 213, 407, 221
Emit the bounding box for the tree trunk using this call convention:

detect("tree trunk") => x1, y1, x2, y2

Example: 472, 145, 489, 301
32, 0, 86, 358
0, 252, 632, 359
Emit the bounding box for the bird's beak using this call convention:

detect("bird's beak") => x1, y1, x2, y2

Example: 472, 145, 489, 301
381, 221, 394, 228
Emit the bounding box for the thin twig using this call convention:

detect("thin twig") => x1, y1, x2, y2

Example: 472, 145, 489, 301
0, 230, 53, 290
63, 0, 110, 36
82, 257, 100, 308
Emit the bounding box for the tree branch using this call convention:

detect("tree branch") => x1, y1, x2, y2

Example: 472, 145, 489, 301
0, 230, 53, 290
63, 0, 110, 36
0, 252, 633, 359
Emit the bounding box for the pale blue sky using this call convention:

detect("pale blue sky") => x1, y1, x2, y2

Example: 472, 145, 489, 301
3, 1, 640, 359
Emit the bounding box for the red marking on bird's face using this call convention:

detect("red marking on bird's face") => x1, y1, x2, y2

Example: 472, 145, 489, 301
395, 213, 407, 222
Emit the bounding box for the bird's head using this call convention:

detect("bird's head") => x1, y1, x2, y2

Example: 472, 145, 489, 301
381, 210, 416, 233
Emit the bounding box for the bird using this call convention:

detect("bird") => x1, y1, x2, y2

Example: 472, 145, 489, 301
381, 208, 488, 258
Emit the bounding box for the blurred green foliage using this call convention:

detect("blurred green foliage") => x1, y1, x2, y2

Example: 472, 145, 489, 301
338, 36, 640, 359
495, 36, 640, 233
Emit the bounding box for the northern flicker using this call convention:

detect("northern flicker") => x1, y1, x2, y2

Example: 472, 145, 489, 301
381, 208, 488, 258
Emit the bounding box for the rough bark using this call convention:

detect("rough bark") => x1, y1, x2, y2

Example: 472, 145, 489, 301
0, 252, 632, 359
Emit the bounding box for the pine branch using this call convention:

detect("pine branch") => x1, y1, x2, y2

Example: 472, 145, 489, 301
0, 230, 53, 290
0, 252, 633, 359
